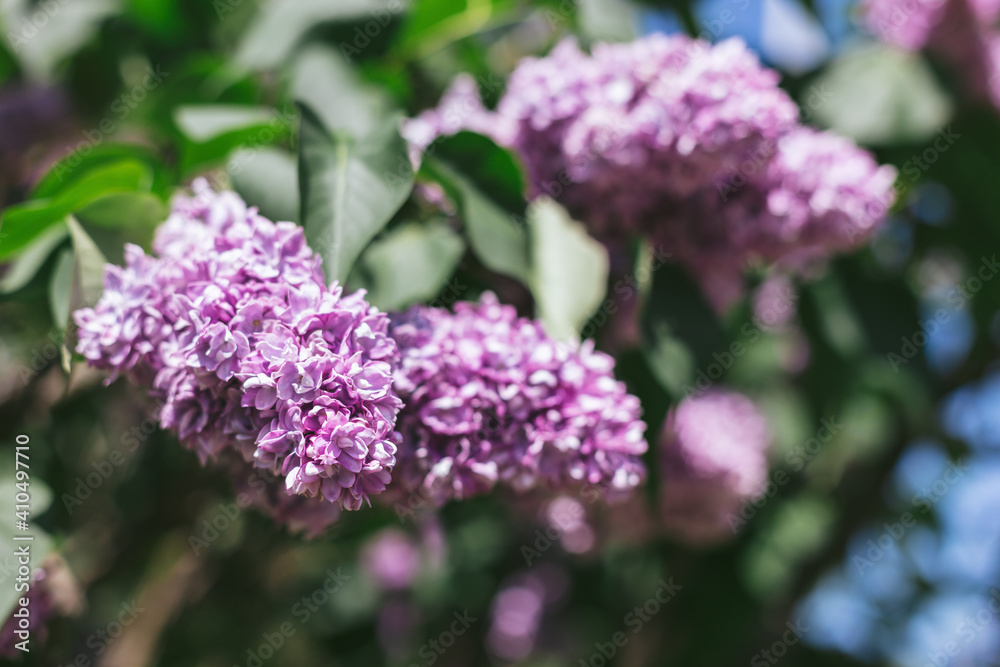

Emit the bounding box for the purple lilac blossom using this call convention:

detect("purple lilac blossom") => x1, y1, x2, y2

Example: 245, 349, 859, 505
361, 529, 422, 590
74, 179, 403, 517
659, 390, 772, 546
405, 34, 896, 308
388, 293, 647, 504
673, 127, 897, 307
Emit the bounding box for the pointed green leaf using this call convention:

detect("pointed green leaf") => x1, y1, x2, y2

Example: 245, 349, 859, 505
230, 147, 300, 223
425, 159, 530, 283
67, 217, 107, 310
0, 160, 150, 261
0, 225, 68, 294
527, 198, 609, 341
298, 103, 413, 284
48, 248, 74, 327
355, 219, 465, 311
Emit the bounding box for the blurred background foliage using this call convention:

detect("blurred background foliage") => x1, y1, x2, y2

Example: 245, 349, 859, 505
1, 0, 1000, 665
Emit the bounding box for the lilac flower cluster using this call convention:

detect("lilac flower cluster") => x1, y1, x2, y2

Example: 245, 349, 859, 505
665, 127, 897, 306
405, 34, 896, 308
388, 293, 647, 504
864, 0, 1000, 108
74, 180, 402, 522
659, 390, 771, 545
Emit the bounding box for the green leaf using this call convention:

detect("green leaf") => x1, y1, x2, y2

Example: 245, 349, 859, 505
67, 217, 107, 310
355, 219, 465, 311
236, 0, 410, 70
230, 147, 300, 223
32, 144, 159, 199
641, 263, 725, 395
425, 159, 530, 283
177, 106, 296, 175
76, 192, 167, 228
174, 105, 279, 142
1, 0, 119, 81
0, 160, 150, 261
298, 103, 413, 284
290, 45, 392, 140
527, 198, 608, 341
396, 0, 511, 59
808, 43, 953, 145
0, 225, 68, 295
578, 0, 638, 42
432, 132, 525, 213
48, 248, 74, 327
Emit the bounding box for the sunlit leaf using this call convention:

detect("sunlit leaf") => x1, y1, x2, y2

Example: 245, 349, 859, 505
355, 219, 465, 311
0, 225, 68, 295
236, 0, 410, 70
809, 43, 953, 145
230, 147, 300, 223
527, 198, 608, 341
425, 159, 530, 284
0, 161, 150, 261
298, 103, 413, 284
290, 45, 392, 139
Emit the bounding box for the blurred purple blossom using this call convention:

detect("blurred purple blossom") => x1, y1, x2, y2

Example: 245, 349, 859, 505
405, 34, 896, 309
660, 390, 772, 545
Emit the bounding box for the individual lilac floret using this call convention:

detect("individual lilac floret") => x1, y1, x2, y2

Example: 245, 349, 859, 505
659, 390, 772, 546
74, 180, 403, 515
389, 293, 647, 504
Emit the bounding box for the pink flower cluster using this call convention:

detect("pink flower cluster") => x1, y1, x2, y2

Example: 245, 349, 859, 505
864, 0, 1000, 108
389, 293, 647, 504
405, 34, 897, 308
659, 390, 772, 545
74, 180, 402, 522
